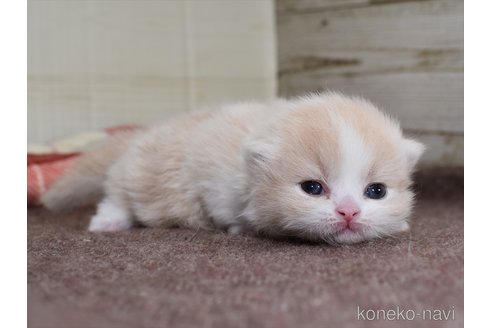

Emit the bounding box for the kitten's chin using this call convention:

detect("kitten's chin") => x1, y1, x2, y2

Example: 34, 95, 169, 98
332, 229, 369, 244
327, 221, 373, 244
332, 221, 410, 244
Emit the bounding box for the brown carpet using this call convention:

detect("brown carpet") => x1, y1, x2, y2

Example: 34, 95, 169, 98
27, 167, 463, 328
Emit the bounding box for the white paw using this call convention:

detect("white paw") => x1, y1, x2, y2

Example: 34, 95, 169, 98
88, 198, 133, 232
399, 221, 410, 232
227, 225, 244, 235
88, 213, 133, 232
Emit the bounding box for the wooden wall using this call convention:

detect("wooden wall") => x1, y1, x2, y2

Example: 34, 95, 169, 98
28, 0, 276, 144
276, 0, 463, 166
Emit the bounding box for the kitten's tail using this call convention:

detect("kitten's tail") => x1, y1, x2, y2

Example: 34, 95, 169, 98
41, 130, 140, 211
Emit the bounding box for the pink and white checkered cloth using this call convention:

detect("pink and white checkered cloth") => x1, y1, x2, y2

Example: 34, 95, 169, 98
27, 125, 139, 206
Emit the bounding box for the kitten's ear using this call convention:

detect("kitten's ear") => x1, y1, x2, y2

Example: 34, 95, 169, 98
243, 137, 276, 170
403, 138, 425, 169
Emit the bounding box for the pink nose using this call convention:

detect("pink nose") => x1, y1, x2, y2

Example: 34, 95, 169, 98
336, 199, 360, 221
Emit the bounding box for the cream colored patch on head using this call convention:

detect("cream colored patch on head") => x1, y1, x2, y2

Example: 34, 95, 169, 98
274, 103, 340, 181
325, 95, 413, 188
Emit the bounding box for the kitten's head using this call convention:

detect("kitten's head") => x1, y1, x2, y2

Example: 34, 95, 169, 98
243, 93, 424, 244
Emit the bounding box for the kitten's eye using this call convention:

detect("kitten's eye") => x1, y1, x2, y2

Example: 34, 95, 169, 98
300, 180, 324, 196
365, 183, 387, 199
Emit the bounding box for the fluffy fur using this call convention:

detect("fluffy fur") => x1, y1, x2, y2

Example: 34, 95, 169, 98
42, 93, 424, 244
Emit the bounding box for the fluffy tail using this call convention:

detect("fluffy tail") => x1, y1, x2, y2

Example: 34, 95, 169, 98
41, 130, 139, 211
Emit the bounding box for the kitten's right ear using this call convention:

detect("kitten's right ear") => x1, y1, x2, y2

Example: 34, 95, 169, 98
243, 137, 277, 170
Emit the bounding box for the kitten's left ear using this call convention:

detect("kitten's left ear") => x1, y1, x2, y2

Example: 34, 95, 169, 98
402, 138, 425, 168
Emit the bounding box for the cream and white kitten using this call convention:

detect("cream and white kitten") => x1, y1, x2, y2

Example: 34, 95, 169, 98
42, 92, 424, 244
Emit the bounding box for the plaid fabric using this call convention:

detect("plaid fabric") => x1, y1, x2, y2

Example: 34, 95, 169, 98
27, 154, 79, 206
27, 125, 139, 207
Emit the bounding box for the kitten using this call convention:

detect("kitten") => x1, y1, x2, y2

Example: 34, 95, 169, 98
42, 92, 424, 244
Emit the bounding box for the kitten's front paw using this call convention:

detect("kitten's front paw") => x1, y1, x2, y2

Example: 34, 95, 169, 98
89, 198, 133, 232
226, 225, 244, 235
399, 221, 410, 232
88, 213, 133, 232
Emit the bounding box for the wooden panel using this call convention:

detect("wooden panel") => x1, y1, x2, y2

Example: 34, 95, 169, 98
276, 0, 448, 14
277, 0, 370, 14
28, 0, 276, 143
277, 0, 463, 134
405, 130, 463, 166
183, 0, 277, 108
280, 72, 463, 132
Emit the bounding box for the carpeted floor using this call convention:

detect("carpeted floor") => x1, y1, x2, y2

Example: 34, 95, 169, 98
27, 167, 463, 328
